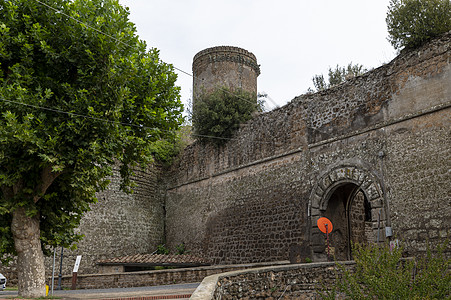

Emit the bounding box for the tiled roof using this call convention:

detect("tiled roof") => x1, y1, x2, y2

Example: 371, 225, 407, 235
97, 254, 211, 266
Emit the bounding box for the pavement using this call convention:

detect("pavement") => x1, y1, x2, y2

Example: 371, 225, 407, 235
0, 282, 199, 300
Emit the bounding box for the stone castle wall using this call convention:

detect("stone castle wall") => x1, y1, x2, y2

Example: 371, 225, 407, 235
165, 32, 451, 264
2, 34, 449, 285
1, 165, 166, 283
44, 164, 166, 277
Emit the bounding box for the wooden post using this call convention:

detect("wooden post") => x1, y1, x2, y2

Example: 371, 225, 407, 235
71, 255, 82, 290
71, 272, 77, 290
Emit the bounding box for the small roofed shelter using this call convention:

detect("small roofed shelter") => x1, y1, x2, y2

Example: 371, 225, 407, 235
97, 254, 211, 273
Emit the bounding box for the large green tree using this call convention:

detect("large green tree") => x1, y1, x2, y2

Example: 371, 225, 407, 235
0, 0, 183, 297
386, 0, 451, 50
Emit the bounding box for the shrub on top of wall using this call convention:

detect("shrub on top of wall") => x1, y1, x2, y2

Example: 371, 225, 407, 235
386, 0, 451, 50
191, 87, 261, 145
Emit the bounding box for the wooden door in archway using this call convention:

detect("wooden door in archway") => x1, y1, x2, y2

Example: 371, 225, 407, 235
324, 183, 372, 260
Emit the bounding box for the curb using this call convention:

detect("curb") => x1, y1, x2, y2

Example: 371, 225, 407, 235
4, 295, 192, 300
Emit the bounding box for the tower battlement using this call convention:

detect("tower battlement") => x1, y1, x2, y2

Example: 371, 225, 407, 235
192, 46, 260, 100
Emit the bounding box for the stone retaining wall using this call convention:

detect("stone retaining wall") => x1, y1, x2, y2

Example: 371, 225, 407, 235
57, 261, 289, 290
191, 261, 355, 300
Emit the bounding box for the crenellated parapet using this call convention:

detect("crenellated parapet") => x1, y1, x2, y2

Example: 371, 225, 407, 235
192, 46, 260, 100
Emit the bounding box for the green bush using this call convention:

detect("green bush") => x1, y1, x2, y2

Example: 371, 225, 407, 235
310, 63, 367, 92
175, 243, 188, 255
386, 0, 451, 50
191, 88, 261, 145
319, 241, 450, 299
155, 244, 170, 255
149, 138, 181, 166
148, 124, 194, 167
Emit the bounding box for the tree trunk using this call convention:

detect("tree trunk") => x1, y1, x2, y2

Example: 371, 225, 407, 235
11, 207, 46, 298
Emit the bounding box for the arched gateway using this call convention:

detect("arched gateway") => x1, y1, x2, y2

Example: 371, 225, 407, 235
309, 164, 390, 261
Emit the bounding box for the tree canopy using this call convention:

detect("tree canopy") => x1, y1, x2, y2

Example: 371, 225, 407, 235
191, 88, 261, 145
0, 0, 183, 297
386, 0, 451, 50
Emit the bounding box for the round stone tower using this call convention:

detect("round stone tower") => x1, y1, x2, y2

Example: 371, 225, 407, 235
192, 46, 260, 101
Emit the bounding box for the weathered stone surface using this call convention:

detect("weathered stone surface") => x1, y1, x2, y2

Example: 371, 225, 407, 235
57, 261, 289, 290
203, 262, 355, 300
192, 46, 260, 99
165, 31, 451, 264
2, 32, 450, 285
40, 164, 165, 278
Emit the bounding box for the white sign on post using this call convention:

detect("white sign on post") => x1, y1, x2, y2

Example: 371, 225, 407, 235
73, 255, 82, 273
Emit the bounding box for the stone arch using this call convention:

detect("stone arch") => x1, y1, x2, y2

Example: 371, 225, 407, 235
309, 164, 389, 261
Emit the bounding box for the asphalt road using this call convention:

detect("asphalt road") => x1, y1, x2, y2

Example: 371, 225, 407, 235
0, 282, 199, 299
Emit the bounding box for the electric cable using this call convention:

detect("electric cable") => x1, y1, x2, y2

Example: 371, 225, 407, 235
0, 97, 275, 144
4, 0, 283, 144
34, 0, 270, 110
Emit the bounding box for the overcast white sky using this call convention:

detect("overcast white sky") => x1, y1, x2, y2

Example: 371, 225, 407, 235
119, 0, 397, 111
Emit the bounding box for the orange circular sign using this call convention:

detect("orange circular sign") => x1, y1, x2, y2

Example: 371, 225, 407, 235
317, 217, 333, 234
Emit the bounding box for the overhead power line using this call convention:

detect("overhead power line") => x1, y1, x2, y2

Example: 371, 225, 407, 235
1, 98, 155, 130
0, 98, 274, 144
34, 0, 268, 110
3, 0, 282, 145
